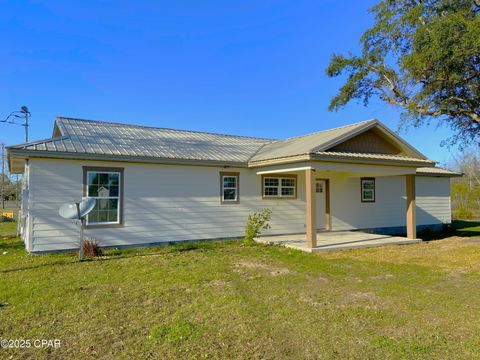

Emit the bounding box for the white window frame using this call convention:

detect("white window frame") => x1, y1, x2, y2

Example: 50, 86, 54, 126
361, 178, 375, 203
220, 172, 239, 204
262, 176, 296, 198
86, 170, 122, 225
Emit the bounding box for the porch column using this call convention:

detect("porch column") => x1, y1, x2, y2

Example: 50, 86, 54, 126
405, 174, 416, 239
305, 168, 317, 248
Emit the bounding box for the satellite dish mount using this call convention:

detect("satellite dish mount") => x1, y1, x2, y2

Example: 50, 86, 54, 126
59, 198, 96, 261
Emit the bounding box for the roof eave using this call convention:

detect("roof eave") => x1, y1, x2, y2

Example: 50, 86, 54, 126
416, 171, 463, 178
7, 148, 249, 168
248, 153, 435, 168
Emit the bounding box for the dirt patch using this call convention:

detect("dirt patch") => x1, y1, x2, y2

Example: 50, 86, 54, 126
203, 279, 227, 287
300, 291, 383, 310
234, 260, 291, 276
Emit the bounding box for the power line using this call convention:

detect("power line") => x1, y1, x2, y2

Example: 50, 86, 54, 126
1, 106, 31, 142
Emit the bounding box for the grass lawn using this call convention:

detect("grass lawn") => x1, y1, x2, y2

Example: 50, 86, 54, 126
0, 221, 17, 237
1, 222, 480, 359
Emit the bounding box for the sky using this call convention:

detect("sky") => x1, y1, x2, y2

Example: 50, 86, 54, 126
0, 0, 460, 165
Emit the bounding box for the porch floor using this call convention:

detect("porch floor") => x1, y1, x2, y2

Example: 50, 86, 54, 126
255, 231, 421, 253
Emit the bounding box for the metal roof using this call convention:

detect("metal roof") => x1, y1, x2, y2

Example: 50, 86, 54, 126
9, 117, 272, 165
416, 167, 462, 177
250, 119, 428, 162
313, 151, 434, 164
8, 116, 435, 168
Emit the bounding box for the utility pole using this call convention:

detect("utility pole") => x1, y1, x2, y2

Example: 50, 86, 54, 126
21, 106, 29, 142
15, 174, 19, 208
1, 143, 4, 209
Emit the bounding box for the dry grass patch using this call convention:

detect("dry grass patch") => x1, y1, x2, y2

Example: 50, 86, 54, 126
321, 236, 480, 274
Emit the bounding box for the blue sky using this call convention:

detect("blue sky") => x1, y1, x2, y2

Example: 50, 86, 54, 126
0, 0, 458, 164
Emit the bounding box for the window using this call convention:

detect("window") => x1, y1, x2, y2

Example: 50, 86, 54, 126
316, 181, 323, 193
83, 167, 124, 226
220, 172, 239, 204
361, 178, 375, 202
262, 175, 297, 199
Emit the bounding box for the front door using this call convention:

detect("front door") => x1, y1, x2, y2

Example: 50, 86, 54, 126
315, 180, 326, 229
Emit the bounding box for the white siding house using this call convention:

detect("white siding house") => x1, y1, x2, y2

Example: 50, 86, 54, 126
9, 117, 460, 253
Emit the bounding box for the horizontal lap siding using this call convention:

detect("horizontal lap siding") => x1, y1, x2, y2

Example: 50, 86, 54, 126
328, 174, 451, 231
28, 159, 452, 252
329, 174, 406, 231
29, 159, 306, 252
416, 177, 451, 225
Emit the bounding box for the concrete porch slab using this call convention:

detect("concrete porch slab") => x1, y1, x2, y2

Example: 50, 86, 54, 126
255, 231, 421, 252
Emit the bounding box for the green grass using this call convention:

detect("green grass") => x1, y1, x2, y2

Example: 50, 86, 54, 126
0, 221, 17, 237
452, 219, 480, 236
1, 222, 480, 358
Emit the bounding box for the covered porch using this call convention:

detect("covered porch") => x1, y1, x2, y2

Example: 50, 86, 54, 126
255, 160, 420, 251
255, 230, 420, 252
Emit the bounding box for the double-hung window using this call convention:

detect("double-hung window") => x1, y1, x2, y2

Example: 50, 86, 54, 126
361, 178, 375, 202
262, 175, 297, 199
220, 172, 239, 204
83, 167, 124, 226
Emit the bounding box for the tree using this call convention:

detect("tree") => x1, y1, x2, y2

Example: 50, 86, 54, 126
326, 0, 480, 147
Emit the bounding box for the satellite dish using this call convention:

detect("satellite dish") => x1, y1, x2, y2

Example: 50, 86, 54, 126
59, 198, 96, 219
58, 197, 96, 262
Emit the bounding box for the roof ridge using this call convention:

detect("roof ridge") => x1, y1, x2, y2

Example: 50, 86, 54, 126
56, 116, 274, 141
280, 119, 377, 142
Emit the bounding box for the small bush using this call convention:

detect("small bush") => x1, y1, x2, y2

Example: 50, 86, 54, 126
243, 208, 272, 245
0, 215, 15, 223
82, 238, 104, 258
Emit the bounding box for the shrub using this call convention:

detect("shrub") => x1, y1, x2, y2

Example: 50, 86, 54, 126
453, 206, 474, 220
82, 238, 104, 258
243, 208, 272, 245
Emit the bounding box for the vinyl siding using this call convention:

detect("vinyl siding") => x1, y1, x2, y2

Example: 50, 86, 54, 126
328, 173, 451, 230
28, 159, 307, 252
416, 177, 451, 225
329, 174, 407, 230
27, 158, 452, 252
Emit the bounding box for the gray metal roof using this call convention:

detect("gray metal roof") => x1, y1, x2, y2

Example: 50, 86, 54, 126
8, 116, 434, 167
10, 117, 272, 165
250, 119, 428, 162
416, 167, 462, 177
313, 151, 434, 164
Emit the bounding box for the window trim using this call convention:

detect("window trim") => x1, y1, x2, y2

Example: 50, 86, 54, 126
360, 177, 375, 203
220, 171, 240, 204
261, 174, 298, 200
82, 166, 124, 228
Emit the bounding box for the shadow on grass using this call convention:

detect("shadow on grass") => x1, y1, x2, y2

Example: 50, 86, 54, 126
0, 239, 24, 251
95, 240, 226, 262
419, 220, 480, 241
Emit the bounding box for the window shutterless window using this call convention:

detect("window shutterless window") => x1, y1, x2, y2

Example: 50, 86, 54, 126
262, 175, 297, 199
361, 178, 375, 202
83, 167, 124, 227
220, 172, 239, 204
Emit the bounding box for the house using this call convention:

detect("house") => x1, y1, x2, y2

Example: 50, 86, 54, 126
7, 117, 461, 253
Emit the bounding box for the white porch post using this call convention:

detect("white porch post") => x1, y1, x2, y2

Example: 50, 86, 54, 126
305, 168, 317, 248
405, 174, 416, 239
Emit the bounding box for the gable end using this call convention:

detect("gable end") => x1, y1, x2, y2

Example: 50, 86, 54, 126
327, 128, 405, 155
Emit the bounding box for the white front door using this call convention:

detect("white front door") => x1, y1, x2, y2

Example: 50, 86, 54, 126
315, 180, 326, 229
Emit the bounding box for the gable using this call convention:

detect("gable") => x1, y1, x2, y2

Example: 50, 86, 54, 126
327, 128, 404, 155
